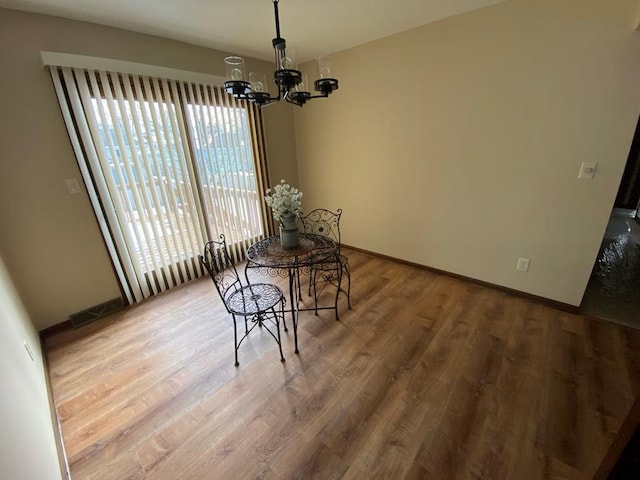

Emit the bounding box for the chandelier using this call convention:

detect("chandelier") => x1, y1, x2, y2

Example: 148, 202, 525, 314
224, 0, 339, 107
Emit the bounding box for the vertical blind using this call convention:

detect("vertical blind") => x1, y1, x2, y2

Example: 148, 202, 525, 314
49, 66, 271, 304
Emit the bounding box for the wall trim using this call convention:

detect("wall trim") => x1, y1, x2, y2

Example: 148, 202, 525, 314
343, 244, 580, 314
39, 334, 71, 480
40, 320, 73, 339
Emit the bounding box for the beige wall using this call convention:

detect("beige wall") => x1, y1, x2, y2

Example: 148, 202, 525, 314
295, 0, 640, 306
0, 254, 63, 479
0, 8, 297, 330
263, 101, 300, 186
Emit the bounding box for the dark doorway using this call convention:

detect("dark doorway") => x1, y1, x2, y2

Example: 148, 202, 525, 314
614, 115, 640, 212
580, 114, 640, 329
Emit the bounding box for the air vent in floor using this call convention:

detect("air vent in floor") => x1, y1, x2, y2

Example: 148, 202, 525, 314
69, 297, 124, 327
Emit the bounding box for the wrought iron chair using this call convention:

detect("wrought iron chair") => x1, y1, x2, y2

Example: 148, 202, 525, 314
300, 208, 352, 319
199, 234, 286, 366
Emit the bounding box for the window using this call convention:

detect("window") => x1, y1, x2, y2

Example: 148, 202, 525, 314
185, 102, 264, 246
50, 67, 270, 303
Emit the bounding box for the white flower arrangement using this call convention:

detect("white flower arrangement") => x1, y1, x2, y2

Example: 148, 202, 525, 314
265, 179, 303, 222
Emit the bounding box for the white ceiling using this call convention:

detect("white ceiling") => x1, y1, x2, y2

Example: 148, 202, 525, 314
0, 0, 508, 62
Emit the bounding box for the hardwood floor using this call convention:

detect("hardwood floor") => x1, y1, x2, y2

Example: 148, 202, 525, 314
44, 249, 640, 479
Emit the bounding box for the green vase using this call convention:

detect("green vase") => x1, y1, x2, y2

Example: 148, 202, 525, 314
279, 213, 299, 248
280, 213, 298, 230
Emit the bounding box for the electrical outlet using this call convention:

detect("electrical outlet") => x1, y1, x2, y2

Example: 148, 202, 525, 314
578, 162, 597, 179
516, 257, 530, 272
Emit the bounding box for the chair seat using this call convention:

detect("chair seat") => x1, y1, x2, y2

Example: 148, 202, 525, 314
311, 253, 349, 272
226, 283, 284, 315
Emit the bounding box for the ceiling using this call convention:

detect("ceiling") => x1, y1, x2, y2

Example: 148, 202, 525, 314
0, 0, 509, 62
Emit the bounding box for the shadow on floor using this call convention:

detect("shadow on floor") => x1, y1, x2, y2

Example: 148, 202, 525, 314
607, 426, 640, 480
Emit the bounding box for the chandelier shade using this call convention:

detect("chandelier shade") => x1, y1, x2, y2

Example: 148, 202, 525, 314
223, 0, 339, 107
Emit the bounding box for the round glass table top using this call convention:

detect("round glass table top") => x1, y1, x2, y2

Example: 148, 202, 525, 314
246, 233, 337, 268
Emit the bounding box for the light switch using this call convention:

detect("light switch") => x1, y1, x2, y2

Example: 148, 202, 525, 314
516, 257, 530, 272
64, 177, 82, 194
578, 162, 597, 179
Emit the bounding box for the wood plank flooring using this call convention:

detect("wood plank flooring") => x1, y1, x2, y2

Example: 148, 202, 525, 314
44, 249, 640, 479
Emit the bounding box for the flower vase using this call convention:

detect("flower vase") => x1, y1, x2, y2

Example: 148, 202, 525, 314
279, 213, 299, 249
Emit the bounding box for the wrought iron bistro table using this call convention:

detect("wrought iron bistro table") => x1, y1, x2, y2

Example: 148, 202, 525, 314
245, 232, 337, 353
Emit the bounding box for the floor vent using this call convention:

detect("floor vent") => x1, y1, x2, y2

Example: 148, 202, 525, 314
69, 298, 125, 328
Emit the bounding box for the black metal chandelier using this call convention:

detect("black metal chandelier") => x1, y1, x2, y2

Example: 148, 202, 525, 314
224, 0, 339, 107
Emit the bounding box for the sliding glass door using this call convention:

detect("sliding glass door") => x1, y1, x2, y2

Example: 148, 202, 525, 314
49, 67, 270, 304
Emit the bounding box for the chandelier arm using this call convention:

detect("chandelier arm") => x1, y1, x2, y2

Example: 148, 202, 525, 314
285, 95, 304, 107
272, 87, 284, 103
249, 89, 281, 107
250, 86, 283, 108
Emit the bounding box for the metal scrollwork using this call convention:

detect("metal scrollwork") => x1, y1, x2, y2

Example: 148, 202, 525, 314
300, 209, 342, 244
245, 233, 337, 270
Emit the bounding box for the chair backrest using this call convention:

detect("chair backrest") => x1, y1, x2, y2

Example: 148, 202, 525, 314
301, 208, 342, 246
199, 234, 242, 309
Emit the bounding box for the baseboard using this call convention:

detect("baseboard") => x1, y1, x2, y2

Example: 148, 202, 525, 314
342, 244, 580, 314
39, 297, 126, 339
39, 335, 71, 480
69, 297, 124, 327
40, 320, 74, 339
